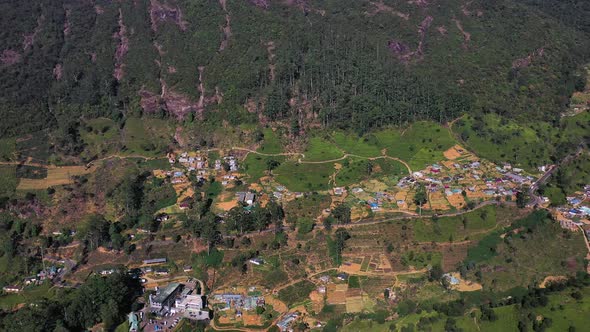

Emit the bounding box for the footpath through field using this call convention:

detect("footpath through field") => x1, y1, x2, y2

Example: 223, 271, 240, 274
232, 146, 413, 174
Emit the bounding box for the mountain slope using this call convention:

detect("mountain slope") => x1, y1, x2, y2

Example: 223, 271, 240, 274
0, 0, 589, 137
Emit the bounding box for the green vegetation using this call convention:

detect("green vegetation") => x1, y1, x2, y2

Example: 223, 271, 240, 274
336, 157, 406, 187
258, 128, 283, 154
0, 283, 58, 310
80, 117, 119, 158
455, 111, 590, 171
0, 273, 141, 331
543, 185, 567, 206
413, 205, 498, 242
284, 193, 329, 226
277, 280, 315, 308
296, 217, 315, 235
274, 161, 333, 192
243, 155, 285, 181
0, 137, 15, 161
550, 153, 590, 196
381, 122, 456, 170
455, 114, 553, 170
348, 276, 361, 289
464, 210, 587, 291
332, 132, 381, 157
400, 251, 441, 269
122, 118, 172, 157
303, 137, 344, 162
0, 166, 17, 196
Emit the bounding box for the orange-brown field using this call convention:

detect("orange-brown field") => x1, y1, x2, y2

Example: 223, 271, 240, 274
443, 145, 464, 160
447, 193, 466, 209
326, 284, 348, 305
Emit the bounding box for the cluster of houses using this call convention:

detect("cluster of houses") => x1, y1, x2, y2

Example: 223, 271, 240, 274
3, 263, 63, 294
212, 290, 265, 316
137, 257, 193, 277
554, 186, 590, 232
272, 185, 304, 201
167, 151, 240, 184
393, 159, 533, 210
168, 152, 208, 171
277, 312, 300, 331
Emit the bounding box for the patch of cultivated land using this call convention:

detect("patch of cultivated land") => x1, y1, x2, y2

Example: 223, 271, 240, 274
17, 166, 94, 190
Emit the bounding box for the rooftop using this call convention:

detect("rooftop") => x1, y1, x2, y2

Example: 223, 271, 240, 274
153, 282, 182, 304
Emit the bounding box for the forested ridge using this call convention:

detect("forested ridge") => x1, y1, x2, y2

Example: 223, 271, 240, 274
1, 0, 589, 137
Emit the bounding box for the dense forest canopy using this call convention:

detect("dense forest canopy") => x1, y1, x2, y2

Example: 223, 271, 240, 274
0, 0, 589, 137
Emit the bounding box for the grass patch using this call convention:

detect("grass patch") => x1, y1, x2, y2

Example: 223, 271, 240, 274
535, 286, 590, 330
413, 205, 498, 243
259, 128, 283, 154
0, 283, 58, 310
243, 154, 285, 181
303, 137, 344, 162
454, 114, 553, 171
205, 180, 223, 199
122, 117, 172, 157
332, 131, 381, 157
336, 157, 407, 187
373, 122, 456, 170
297, 217, 315, 235
400, 251, 442, 270
137, 158, 172, 171
275, 161, 334, 192
80, 117, 119, 158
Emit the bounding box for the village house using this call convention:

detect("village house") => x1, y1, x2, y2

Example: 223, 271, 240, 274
143, 258, 167, 265
277, 312, 299, 331
2, 285, 22, 293
560, 219, 580, 231
236, 192, 247, 203
154, 268, 169, 276
245, 192, 256, 205
249, 258, 264, 265
179, 197, 193, 210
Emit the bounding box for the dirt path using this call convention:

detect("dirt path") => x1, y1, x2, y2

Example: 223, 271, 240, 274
0, 153, 160, 169
576, 224, 590, 254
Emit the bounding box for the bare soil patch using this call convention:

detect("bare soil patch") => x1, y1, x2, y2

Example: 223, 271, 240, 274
539, 275, 567, 288
326, 283, 347, 305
